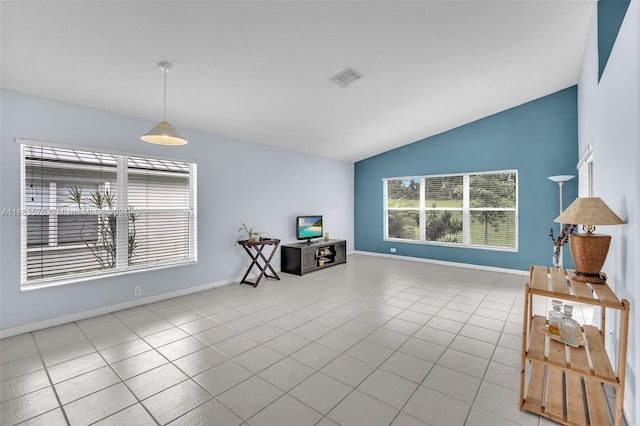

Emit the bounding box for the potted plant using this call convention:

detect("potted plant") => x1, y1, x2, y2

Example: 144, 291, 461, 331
238, 223, 263, 244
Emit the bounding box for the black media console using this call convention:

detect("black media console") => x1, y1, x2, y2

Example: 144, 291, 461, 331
280, 239, 346, 276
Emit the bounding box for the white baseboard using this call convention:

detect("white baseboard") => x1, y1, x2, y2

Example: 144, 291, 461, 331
0, 277, 240, 339
353, 250, 529, 276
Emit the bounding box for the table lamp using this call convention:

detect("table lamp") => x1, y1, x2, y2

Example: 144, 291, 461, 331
554, 197, 624, 283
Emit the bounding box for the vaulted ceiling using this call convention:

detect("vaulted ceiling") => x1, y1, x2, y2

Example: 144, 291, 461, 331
1, 1, 594, 162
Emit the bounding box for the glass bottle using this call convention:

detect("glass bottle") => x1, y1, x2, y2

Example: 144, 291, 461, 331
559, 304, 581, 345
547, 299, 563, 336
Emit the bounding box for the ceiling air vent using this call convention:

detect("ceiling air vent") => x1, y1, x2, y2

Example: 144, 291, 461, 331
330, 67, 362, 87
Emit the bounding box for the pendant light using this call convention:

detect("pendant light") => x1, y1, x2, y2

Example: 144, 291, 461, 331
141, 61, 188, 145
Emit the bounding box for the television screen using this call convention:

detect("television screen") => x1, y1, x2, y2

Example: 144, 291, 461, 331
296, 215, 323, 240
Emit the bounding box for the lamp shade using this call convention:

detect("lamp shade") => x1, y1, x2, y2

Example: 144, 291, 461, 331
547, 175, 575, 183
140, 121, 188, 146
554, 197, 624, 226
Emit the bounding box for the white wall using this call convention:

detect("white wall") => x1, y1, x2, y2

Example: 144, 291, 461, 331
578, 2, 639, 423
0, 90, 355, 333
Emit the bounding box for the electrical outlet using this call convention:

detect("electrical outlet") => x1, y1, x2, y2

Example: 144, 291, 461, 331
390, 248, 397, 253
134, 286, 142, 296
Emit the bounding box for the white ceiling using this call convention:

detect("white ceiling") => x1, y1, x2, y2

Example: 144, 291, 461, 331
1, 1, 594, 162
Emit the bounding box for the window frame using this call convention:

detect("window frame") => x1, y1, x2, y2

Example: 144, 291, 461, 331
18, 139, 198, 290
384, 170, 518, 252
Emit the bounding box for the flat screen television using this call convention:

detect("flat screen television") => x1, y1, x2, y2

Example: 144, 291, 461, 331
296, 215, 323, 243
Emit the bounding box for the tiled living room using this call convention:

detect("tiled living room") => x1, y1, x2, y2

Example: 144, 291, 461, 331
1, 1, 638, 425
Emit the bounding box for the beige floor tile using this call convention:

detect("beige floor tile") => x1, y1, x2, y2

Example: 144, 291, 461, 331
381, 351, 434, 383
436, 348, 489, 379
398, 337, 447, 363
232, 345, 285, 373
391, 412, 430, 426
143, 326, 189, 348
258, 357, 314, 391
423, 365, 481, 403
90, 329, 139, 350
327, 390, 399, 426
40, 341, 96, 367
130, 319, 174, 338
93, 403, 157, 426
483, 361, 520, 392
346, 339, 394, 366
47, 352, 106, 383
99, 338, 152, 364
126, 363, 188, 400
459, 323, 501, 344
289, 372, 352, 414
212, 334, 260, 358
243, 323, 286, 343
413, 325, 457, 347
449, 334, 496, 359
193, 324, 238, 345
156, 336, 207, 361
142, 380, 212, 425
217, 376, 283, 420
248, 394, 322, 426
0, 369, 49, 403
473, 381, 539, 426
291, 321, 333, 341
178, 317, 219, 334
403, 385, 471, 426
321, 354, 377, 387
290, 342, 341, 369
55, 366, 121, 404
0, 355, 43, 382
193, 360, 253, 396
263, 331, 311, 355
110, 349, 167, 380
167, 398, 242, 426
1, 335, 39, 365
0, 386, 59, 425
365, 328, 410, 350
18, 408, 67, 426
64, 383, 137, 426
357, 369, 419, 409
173, 347, 228, 376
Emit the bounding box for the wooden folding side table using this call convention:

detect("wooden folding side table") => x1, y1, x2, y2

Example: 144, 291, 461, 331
237, 238, 281, 287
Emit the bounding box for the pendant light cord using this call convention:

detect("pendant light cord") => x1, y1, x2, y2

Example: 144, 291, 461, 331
163, 67, 167, 121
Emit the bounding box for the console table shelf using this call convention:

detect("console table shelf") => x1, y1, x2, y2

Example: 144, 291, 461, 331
520, 265, 630, 425
281, 239, 346, 276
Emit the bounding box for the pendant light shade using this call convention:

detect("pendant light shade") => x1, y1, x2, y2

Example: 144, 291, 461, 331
141, 121, 187, 145
141, 62, 188, 146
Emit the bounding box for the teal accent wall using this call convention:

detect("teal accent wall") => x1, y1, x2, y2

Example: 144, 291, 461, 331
354, 87, 579, 271
598, 0, 631, 81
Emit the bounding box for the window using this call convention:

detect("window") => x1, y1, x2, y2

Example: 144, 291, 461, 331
20, 142, 197, 287
384, 170, 517, 250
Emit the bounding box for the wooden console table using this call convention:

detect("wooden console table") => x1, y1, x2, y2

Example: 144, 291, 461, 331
237, 238, 281, 287
281, 239, 346, 276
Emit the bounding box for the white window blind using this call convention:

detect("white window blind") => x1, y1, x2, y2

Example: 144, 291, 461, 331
20, 142, 197, 287
384, 170, 517, 250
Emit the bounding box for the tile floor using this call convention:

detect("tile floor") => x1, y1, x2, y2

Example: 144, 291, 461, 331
0, 255, 619, 425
